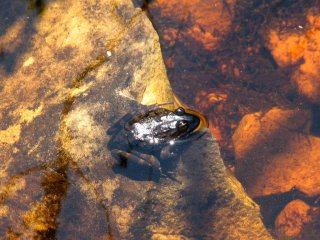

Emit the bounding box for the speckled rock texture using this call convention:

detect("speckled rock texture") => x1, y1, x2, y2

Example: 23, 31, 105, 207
0, 0, 272, 239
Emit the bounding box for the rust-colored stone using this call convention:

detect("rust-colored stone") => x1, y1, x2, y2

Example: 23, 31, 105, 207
268, 14, 320, 103
275, 200, 320, 239
233, 107, 320, 197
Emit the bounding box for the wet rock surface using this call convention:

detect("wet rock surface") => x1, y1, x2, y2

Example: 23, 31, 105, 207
0, 0, 272, 239
233, 107, 320, 198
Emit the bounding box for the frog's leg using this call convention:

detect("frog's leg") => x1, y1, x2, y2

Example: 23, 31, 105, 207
111, 149, 161, 170
160, 171, 181, 184
158, 146, 182, 183
106, 113, 133, 135
112, 149, 181, 183
160, 145, 177, 159
131, 150, 161, 169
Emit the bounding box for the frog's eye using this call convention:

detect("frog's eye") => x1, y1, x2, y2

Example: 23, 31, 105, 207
176, 120, 189, 132
175, 107, 185, 116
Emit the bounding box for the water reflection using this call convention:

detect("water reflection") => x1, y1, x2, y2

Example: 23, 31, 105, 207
145, 0, 320, 238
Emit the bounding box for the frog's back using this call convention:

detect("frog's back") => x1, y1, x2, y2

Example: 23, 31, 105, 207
127, 108, 170, 126
125, 107, 200, 145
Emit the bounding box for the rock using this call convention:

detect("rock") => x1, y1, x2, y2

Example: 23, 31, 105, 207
232, 107, 320, 198
275, 200, 320, 239
125, 129, 273, 239
0, 0, 272, 239
267, 14, 320, 103
0, 0, 171, 238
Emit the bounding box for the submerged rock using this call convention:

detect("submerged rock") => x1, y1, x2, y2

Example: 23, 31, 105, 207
233, 107, 320, 198
275, 199, 320, 240
0, 0, 272, 239
267, 14, 320, 103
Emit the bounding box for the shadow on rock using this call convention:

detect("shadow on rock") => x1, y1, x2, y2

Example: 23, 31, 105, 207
0, 0, 52, 73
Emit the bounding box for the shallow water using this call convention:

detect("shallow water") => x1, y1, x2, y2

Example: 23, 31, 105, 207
144, 0, 320, 239
1, 0, 320, 239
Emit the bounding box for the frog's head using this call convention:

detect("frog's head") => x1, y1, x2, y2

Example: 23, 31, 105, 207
172, 107, 200, 139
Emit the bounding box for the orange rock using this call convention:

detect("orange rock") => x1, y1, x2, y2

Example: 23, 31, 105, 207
232, 107, 320, 197
267, 13, 320, 103
275, 200, 320, 239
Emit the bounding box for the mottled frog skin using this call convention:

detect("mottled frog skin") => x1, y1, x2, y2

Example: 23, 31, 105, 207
107, 106, 204, 181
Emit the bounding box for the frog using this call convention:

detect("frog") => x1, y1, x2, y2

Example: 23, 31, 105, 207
107, 105, 206, 182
